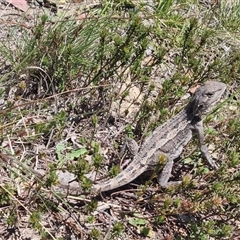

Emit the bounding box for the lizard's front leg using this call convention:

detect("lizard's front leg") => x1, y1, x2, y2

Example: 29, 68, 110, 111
194, 120, 218, 169
157, 157, 181, 187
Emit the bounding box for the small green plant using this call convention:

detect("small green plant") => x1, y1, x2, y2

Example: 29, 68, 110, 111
111, 222, 125, 237
189, 220, 234, 239
108, 164, 121, 177
29, 210, 42, 231
84, 199, 98, 213
89, 228, 103, 239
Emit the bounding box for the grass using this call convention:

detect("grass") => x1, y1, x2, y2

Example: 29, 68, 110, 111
0, 0, 240, 239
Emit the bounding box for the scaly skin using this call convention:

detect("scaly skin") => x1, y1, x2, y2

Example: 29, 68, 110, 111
66, 81, 226, 193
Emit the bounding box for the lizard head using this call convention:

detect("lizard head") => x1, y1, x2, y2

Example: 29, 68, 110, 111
189, 81, 226, 119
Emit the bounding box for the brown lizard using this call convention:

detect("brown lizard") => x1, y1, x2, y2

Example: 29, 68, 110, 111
1, 81, 226, 194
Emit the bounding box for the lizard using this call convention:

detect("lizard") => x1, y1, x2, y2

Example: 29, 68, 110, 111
61, 80, 226, 193
1, 81, 226, 194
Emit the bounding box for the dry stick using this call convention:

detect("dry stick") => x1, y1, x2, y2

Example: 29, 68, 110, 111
0, 153, 44, 178
0, 20, 33, 29
0, 83, 112, 115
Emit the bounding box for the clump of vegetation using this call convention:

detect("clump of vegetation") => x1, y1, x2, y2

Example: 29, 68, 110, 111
0, 0, 239, 239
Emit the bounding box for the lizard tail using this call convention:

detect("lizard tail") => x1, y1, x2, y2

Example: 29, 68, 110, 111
91, 162, 146, 193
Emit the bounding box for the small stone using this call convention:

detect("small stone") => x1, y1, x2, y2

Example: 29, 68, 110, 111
229, 105, 237, 111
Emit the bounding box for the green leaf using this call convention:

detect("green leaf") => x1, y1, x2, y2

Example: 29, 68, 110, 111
69, 148, 88, 159
140, 227, 152, 237
128, 217, 147, 227
56, 142, 65, 161
183, 157, 193, 164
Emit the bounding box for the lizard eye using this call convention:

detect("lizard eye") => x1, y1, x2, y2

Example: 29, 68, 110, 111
206, 93, 213, 97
